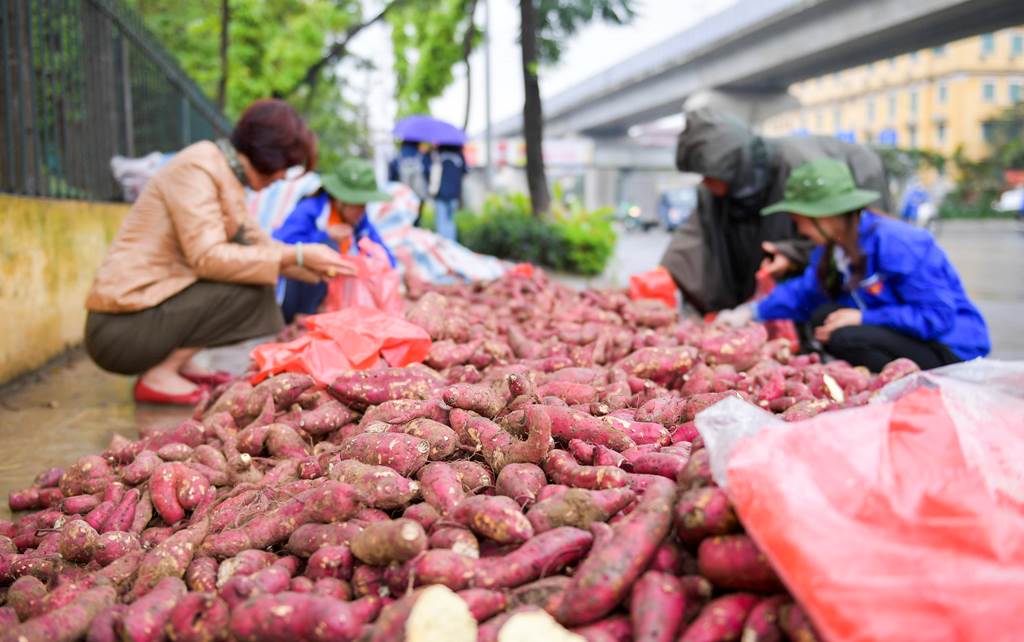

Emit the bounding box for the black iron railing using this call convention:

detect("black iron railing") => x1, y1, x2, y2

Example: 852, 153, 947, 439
0, 0, 231, 201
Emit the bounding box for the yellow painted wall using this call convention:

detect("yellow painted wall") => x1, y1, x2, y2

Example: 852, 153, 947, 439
762, 26, 1024, 159
0, 195, 127, 384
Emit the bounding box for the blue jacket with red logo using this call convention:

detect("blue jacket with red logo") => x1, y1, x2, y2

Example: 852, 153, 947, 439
756, 211, 990, 360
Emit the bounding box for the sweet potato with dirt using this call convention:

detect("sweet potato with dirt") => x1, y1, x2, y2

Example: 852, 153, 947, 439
571, 615, 632, 642
873, 357, 920, 389
568, 440, 595, 465
166, 592, 229, 642
285, 522, 365, 558
282, 399, 358, 437
264, 424, 311, 459
741, 595, 787, 642
329, 367, 442, 410
426, 340, 479, 370
429, 528, 480, 558
473, 527, 593, 590
202, 482, 362, 558
450, 407, 551, 474
631, 571, 685, 642
700, 324, 767, 371
621, 450, 689, 479
697, 535, 782, 593
456, 588, 507, 622
119, 576, 186, 642
554, 476, 676, 626
186, 557, 219, 593
329, 459, 421, 510
122, 451, 162, 486
507, 575, 570, 612
58, 456, 114, 497
150, 463, 212, 524
495, 464, 546, 508
0, 584, 115, 642
417, 463, 466, 514
359, 399, 449, 429
402, 502, 440, 532
526, 488, 635, 533
304, 545, 354, 582
616, 346, 697, 386
60, 494, 101, 515
447, 461, 494, 492
676, 449, 713, 491
351, 564, 388, 598
8, 575, 48, 621
370, 585, 475, 642
220, 560, 296, 608
101, 488, 140, 533
536, 382, 598, 406
216, 550, 278, 588
57, 519, 98, 563
778, 602, 821, 642
391, 549, 477, 592
604, 416, 670, 446
131, 518, 209, 598
443, 383, 507, 419
674, 486, 738, 547
678, 593, 760, 642
508, 406, 634, 452
86, 604, 126, 642
543, 450, 629, 491
230, 592, 380, 642
245, 373, 315, 418
451, 495, 533, 545
390, 418, 458, 460
350, 519, 427, 566
335, 433, 430, 477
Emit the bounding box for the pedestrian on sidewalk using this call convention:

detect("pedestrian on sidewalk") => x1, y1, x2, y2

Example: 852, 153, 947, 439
430, 144, 467, 241
717, 159, 990, 371
84, 99, 354, 405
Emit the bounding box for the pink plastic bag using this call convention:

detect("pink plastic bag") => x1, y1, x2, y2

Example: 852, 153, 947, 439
250, 307, 431, 385
324, 239, 402, 315
717, 363, 1024, 642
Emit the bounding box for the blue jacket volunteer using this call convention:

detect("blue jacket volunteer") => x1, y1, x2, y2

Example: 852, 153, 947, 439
719, 159, 989, 372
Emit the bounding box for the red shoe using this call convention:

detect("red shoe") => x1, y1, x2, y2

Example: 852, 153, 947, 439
133, 379, 206, 406
180, 370, 233, 386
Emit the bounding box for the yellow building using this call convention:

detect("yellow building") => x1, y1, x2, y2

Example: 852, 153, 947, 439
762, 27, 1024, 159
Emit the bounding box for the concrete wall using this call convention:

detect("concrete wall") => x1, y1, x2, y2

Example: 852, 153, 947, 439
0, 195, 127, 384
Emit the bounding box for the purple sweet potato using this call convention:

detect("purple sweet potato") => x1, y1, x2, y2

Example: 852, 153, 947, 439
304, 545, 354, 581
329, 459, 421, 510
457, 588, 508, 622
678, 593, 760, 642
554, 476, 676, 626
230, 592, 379, 642
429, 527, 480, 558
571, 615, 632, 642
352, 564, 388, 598
616, 346, 697, 386
57, 520, 98, 563
58, 456, 114, 497
0, 585, 115, 642
336, 433, 430, 477
245, 373, 316, 417
778, 602, 822, 642
543, 450, 629, 490
85, 604, 126, 642
741, 595, 787, 642
285, 522, 365, 558
677, 448, 712, 491
472, 527, 593, 590
402, 503, 441, 532
451, 495, 533, 545
449, 407, 552, 473
150, 463, 211, 525
186, 557, 219, 593
495, 463, 547, 508
8, 575, 48, 621
329, 367, 443, 410
60, 494, 101, 515
631, 571, 685, 642
513, 405, 635, 452
131, 518, 209, 599
350, 519, 427, 566
697, 535, 783, 593
622, 449, 690, 479
118, 577, 186, 642
526, 488, 635, 533
417, 462, 466, 515
443, 383, 507, 419
370, 585, 474, 642
390, 418, 458, 460
215, 550, 280, 588
447, 461, 495, 492
166, 592, 229, 642
674, 486, 739, 547
220, 561, 295, 608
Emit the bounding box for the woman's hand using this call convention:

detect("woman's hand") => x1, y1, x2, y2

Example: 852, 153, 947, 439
815, 308, 863, 343
759, 241, 792, 279
302, 243, 356, 278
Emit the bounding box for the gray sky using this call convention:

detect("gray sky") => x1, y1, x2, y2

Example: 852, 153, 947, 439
353, 0, 736, 140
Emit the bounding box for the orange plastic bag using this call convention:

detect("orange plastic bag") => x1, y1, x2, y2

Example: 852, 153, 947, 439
706, 363, 1024, 642
250, 307, 431, 385
324, 239, 402, 315
628, 266, 678, 310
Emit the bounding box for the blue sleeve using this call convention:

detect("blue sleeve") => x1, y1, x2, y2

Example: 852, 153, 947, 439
272, 195, 330, 246
756, 251, 829, 322
860, 234, 957, 340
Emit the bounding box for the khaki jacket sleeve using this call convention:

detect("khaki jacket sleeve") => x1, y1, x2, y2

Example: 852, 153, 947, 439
162, 161, 282, 285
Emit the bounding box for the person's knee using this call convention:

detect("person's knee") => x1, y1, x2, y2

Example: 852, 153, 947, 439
823, 325, 863, 354
810, 303, 841, 329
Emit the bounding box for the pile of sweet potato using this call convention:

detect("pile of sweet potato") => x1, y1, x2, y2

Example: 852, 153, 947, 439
0, 271, 921, 642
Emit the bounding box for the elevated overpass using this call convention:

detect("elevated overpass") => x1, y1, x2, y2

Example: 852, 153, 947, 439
493, 0, 1024, 138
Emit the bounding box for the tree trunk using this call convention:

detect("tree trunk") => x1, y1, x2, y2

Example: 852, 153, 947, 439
217, 0, 230, 111
519, 0, 550, 215
461, 0, 479, 132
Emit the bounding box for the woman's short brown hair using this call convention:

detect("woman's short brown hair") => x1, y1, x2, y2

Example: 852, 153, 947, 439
230, 99, 317, 174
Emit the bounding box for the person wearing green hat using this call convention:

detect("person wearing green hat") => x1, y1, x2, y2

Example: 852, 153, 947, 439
273, 158, 396, 322
717, 158, 990, 371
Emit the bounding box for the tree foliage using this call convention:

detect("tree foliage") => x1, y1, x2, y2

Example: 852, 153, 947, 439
533, 0, 635, 64
127, 0, 371, 173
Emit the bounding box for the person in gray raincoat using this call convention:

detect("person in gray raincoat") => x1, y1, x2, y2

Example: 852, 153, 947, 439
660, 107, 891, 313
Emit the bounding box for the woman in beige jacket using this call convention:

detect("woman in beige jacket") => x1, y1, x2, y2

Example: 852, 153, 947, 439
85, 100, 353, 405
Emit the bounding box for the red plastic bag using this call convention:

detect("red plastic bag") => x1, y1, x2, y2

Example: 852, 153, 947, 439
324, 239, 402, 315
507, 263, 536, 279
628, 266, 678, 310
250, 307, 431, 385
716, 364, 1024, 642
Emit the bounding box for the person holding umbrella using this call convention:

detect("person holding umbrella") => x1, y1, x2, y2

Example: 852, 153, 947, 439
393, 115, 467, 240
273, 158, 396, 322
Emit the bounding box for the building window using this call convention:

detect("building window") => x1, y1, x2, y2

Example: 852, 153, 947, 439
909, 90, 918, 115
888, 94, 897, 119
1013, 34, 1024, 57
937, 82, 948, 104
933, 45, 946, 56
981, 33, 995, 57
936, 122, 946, 145
1011, 82, 1023, 104
983, 81, 997, 103
982, 122, 996, 144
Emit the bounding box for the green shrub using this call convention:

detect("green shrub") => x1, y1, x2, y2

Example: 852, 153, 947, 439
454, 192, 617, 275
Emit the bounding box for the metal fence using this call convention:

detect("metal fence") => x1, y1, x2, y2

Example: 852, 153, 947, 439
0, 0, 231, 201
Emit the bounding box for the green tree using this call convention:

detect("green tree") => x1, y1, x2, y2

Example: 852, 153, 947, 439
390, 0, 635, 214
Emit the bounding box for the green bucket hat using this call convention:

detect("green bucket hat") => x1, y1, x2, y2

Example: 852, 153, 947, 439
321, 158, 390, 205
761, 158, 880, 217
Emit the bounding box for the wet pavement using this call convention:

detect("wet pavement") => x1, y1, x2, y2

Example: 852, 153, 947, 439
0, 218, 1020, 517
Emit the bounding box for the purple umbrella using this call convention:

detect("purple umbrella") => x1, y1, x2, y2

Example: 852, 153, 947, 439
394, 115, 467, 146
